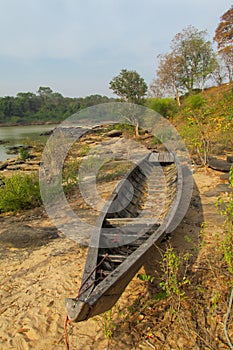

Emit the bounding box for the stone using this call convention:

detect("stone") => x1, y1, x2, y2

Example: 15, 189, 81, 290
0, 140, 9, 145
105, 129, 123, 137
226, 155, 233, 163
207, 157, 232, 172
0, 161, 8, 170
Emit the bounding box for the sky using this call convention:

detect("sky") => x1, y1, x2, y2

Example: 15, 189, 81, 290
0, 0, 232, 98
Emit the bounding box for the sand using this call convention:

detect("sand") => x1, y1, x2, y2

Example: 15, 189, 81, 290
0, 167, 231, 350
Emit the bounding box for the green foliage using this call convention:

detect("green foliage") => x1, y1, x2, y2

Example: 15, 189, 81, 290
159, 246, 191, 298
0, 88, 115, 125
153, 26, 218, 102
177, 85, 233, 165
171, 26, 218, 92
19, 147, 30, 161
146, 97, 178, 117
211, 291, 221, 314
62, 160, 79, 194
137, 273, 155, 283
107, 123, 135, 134
183, 94, 206, 109
0, 173, 41, 213
109, 69, 148, 105
153, 290, 167, 300
94, 308, 117, 339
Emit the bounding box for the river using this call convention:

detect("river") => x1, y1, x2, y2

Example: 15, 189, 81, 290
0, 124, 57, 162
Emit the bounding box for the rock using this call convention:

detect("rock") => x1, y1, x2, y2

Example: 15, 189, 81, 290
7, 145, 32, 155
204, 183, 232, 197
7, 156, 21, 163
207, 157, 232, 172
40, 130, 53, 136
6, 165, 24, 170
227, 155, 233, 163
105, 129, 122, 137
0, 157, 26, 171
7, 164, 38, 171
220, 173, 231, 181
0, 140, 9, 145
0, 161, 8, 170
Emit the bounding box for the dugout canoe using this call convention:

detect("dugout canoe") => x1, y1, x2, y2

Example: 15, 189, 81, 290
65, 151, 183, 322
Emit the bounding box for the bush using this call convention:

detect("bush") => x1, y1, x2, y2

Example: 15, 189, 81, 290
19, 147, 30, 160
0, 173, 41, 213
183, 94, 206, 109
146, 98, 178, 117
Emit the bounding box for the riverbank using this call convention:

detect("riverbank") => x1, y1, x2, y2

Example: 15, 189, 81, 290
0, 123, 58, 163
0, 121, 59, 127
0, 167, 232, 349
0, 127, 233, 349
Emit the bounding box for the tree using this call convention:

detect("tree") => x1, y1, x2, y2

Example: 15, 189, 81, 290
171, 26, 217, 91
211, 57, 229, 86
214, 5, 233, 53
152, 26, 217, 102
109, 69, 148, 105
214, 6, 233, 82
109, 69, 148, 136
37, 86, 54, 98
151, 52, 185, 106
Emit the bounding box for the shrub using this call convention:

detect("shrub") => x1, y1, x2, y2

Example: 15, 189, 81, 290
19, 147, 30, 160
183, 94, 206, 109
0, 173, 41, 213
146, 98, 178, 117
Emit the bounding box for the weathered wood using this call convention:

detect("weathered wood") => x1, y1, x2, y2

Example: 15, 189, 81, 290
65, 151, 184, 323
105, 217, 159, 226
98, 254, 127, 263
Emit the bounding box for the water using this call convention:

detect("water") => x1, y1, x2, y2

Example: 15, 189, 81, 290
0, 124, 57, 162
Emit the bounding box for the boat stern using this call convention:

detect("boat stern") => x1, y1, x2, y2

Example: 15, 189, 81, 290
65, 298, 91, 322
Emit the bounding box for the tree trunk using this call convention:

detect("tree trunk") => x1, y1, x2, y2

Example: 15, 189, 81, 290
135, 121, 139, 137
175, 89, 181, 107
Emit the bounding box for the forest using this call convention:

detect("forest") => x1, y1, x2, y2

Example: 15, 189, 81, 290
0, 88, 114, 125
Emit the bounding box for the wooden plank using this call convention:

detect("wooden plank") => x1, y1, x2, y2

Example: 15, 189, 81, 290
98, 254, 127, 263
148, 152, 174, 163
105, 218, 158, 226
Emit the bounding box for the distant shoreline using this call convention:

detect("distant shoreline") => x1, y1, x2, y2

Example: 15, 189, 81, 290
0, 121, 59, 128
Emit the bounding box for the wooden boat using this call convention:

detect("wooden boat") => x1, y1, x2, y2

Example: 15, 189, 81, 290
65, 151, 183, 322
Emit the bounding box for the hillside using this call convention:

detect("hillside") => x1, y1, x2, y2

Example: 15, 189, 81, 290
173, 83, 233, 166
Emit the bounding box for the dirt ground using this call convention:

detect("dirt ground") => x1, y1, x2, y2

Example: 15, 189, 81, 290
0, 167, 232, 350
